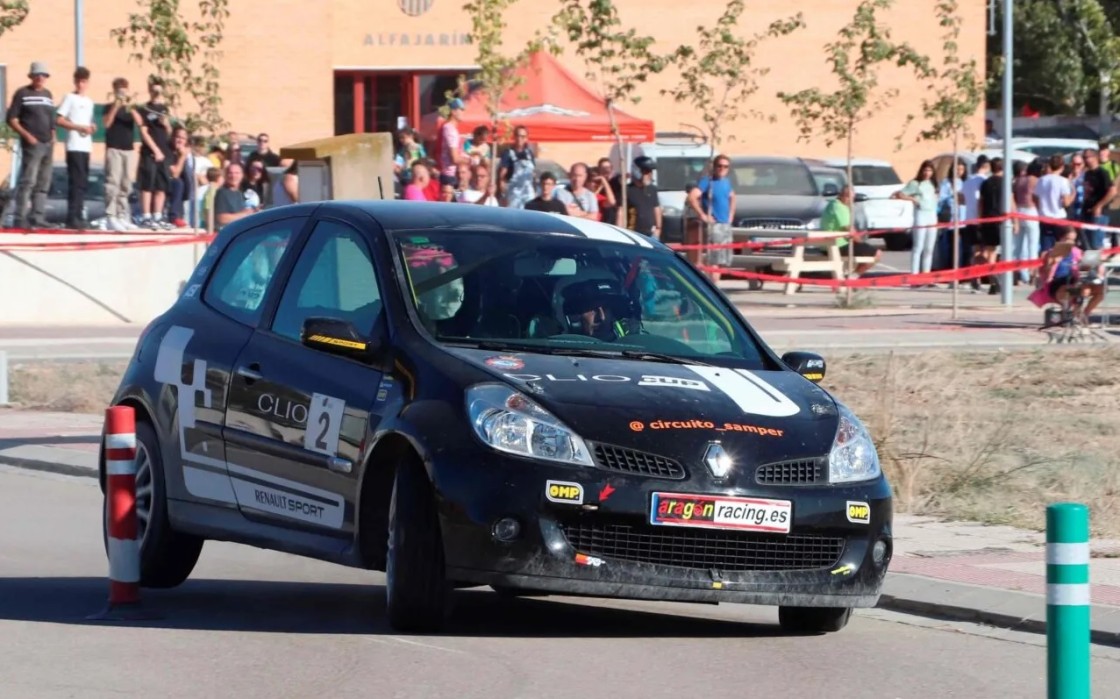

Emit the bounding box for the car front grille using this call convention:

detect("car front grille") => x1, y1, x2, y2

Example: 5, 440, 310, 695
755, 458, 826, 485
559, 518, 845, 572
734, 218, 807, 230
590, 443, 687, 479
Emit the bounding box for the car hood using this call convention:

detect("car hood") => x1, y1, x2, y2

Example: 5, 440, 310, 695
733, 195, 825, 222
446, 347, 841, 466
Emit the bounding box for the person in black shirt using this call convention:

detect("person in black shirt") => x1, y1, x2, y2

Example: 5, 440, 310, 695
977, 157, 1016, 294
524, 172, 568, 214
137, 77, 174, 229
626, 156, 662, 237
1079, 148, 1116, 249
247, 133, 282, 168
6, 61, 56, 228
102, 77, 142, 231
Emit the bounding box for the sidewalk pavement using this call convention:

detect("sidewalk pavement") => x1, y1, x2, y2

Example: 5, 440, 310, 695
4, 407, 1120, 644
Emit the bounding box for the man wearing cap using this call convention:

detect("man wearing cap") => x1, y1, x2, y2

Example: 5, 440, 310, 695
439, 98, 464, 181
626, 156, 661, 238
6, 61, 56, 228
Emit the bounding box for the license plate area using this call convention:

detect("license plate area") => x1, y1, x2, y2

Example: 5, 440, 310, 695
650, 492, 792, 533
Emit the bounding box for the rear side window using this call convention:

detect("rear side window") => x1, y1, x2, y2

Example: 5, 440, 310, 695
851, 166, 902, 186
202, 220, 301, 326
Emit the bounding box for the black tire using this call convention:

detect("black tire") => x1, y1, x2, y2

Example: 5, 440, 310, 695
102, 419, 204, 588
778, 606, 853, 633
385, 453, 449, 632
883, 232, 912, 251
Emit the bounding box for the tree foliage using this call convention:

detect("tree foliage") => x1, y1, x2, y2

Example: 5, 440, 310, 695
662, 1, 804, 154
111, 0, 230, 135
987, 0, 1120, 115
0, 0, 28, 39
919, 0, 984, 148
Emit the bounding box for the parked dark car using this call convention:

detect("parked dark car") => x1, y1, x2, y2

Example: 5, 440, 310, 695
1, 163, 107, 226
725, 156, 835, 231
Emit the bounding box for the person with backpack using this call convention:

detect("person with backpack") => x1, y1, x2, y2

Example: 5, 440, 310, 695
498, 125, 536, 209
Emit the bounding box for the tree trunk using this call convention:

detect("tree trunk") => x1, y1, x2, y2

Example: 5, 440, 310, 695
951, 131, 961, 320
1101, 69, 1112, 139
608, 99, 625, 228
845, 128, 854, 306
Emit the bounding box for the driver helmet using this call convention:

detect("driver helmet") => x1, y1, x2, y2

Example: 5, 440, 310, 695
560, 278, 637, 339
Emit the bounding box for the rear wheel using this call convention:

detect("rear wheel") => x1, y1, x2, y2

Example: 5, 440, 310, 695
101, 420, 204, 588
778, 606, 853, 633
385, 453, 450, 632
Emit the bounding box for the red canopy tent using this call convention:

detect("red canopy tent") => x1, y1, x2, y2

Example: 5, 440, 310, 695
420, 51, 655, 143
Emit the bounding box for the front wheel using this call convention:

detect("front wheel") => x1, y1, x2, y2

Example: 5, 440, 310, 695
101, 419, 204, 588
778, 606, 853, 634
385, 454, 450, 632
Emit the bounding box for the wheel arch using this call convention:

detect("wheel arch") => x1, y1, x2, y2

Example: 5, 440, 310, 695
99, 395, 157, 493
356, 431, 423, 571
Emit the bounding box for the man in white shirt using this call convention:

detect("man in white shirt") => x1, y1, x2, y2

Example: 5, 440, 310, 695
958, 155, 990, 284
1033, 153, 1075, 253
458, 164, 499, 206
55, 66, 95, 229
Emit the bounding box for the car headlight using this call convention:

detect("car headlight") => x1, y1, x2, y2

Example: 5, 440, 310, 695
828, 403, 881, 484
466, 384, 593, 466
806, 217, 821, 230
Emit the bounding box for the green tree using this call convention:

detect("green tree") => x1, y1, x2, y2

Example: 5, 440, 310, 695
463, 0, 552, 190
0, 0, 28, 38
778, 0, 933, 302
663, 2, 805, 158
918, 0, 985, 319
111, 0, 230, 135
552, 0, 669, 225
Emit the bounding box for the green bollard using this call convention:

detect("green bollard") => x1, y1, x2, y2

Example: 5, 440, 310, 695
1047, 503, 1091, 699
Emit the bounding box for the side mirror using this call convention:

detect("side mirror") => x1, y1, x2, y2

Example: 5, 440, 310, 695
854, 192, 869, 203
821, 183, 840, 197
781, 351, 826, 383
301, 316, 378, 363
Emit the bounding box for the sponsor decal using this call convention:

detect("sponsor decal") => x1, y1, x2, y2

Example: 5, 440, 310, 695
598, 483, 616, 502
485, 355, 525, 371
712, 581, 724, 589
546, 480, 584, 504
257, 393, 309, 425
504, 373, 630, 383
802, 372, 824, 381
650, 492, 792, 533
831, 563, 856, 576
637, 375, 711, 391
628, 419, 784, 437
846, 501, 871, 525
183, 283, 200, 298
574, 552, 604, 567
806, 359, 825, 369
307, 334, 367, 351
304, 393, 346, 456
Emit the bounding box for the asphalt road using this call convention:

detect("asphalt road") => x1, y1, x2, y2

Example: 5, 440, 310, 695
3, 466, 1120, 698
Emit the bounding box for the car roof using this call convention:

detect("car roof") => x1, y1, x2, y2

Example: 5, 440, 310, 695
311, 200, 668, 250
728, 155, 808, 166
817, 157, 895, 168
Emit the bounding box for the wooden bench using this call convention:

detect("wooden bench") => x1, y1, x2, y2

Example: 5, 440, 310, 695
727, 228, 875, 294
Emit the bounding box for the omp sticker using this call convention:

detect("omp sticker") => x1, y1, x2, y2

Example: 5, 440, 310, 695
684, 365, 801, 417
846, 501, 871, 524
546, 480, 584, 504
304, 393, 345, 456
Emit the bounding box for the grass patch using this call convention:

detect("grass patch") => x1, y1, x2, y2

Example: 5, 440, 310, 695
9, 348, 1120, 536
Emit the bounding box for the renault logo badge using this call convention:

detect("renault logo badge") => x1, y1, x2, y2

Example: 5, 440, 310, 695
703, 442, 733, 479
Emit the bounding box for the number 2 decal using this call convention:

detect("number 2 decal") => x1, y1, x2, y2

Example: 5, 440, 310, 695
304, 393, 345, 456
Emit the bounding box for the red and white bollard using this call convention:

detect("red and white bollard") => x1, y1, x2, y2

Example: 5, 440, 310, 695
89, 405, 154, 620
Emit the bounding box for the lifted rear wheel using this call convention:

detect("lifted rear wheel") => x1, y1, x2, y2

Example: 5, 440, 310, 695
778, 606, 853, 633
385, 454, 449, 632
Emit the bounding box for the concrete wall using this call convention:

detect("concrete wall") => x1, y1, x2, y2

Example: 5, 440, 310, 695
0, 236, 204, 325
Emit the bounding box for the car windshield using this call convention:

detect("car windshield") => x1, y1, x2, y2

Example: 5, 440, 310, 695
655, 157, 711, 191
729, 162, 817, 196
849, 165, 902, 187
391, 230, 771, 369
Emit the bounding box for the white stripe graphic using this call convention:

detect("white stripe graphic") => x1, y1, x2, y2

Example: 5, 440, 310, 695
108, 537, 141, 583
183, 465, 239, 504
1047, 583, 1091, 606
105, 433, 136, 449
106, 459, 136, 476
685, 366, 801, 417
550, 214, 643, 245
613, 225, 655, 247
1047, 542, 1091, 566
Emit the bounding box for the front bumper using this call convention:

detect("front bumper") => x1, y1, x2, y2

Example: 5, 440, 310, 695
434, 448, 893, 608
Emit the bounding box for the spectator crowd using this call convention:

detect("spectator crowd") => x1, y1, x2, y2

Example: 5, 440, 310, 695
5, 61, 299, 233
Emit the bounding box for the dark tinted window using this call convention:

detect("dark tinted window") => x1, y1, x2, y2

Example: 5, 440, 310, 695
271, 219, 383, 342
729, 162, 817, 196
655, 157, 711, 191
850, 165, 902, 186
202, 220, 300, 326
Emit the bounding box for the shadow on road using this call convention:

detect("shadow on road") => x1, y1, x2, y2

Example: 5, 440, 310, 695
0, 576, 788, 638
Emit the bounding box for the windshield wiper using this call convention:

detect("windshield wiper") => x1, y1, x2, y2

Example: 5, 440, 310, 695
442, 339, 713, 366
619, 350, 712, 366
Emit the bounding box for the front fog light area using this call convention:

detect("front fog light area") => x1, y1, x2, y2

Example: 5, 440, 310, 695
492, 517, 521, 542
872, 538, 890, 567
467, 384, 592, 466
828, 404, 881, 484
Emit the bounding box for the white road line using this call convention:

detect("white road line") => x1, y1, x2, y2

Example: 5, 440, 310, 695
388, 636, 467, 654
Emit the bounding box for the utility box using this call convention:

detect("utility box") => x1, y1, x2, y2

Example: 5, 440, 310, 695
279, 132, 395, 202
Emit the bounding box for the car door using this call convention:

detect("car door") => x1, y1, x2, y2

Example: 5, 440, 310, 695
222, 214, 389, 538
158, 215, 305, 510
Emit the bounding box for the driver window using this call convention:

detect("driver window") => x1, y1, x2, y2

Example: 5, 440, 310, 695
271, 219, 383, 343
634, 261, 734, 354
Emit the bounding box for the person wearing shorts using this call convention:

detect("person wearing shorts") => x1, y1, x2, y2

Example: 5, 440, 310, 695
136, 77, 173, 229
688, 155, 736, 282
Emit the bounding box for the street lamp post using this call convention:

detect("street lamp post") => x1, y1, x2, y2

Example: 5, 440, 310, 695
1000, 0, 1014, 306
75, 0, 85, 67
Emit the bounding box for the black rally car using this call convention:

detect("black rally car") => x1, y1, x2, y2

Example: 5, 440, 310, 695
102, 200, 892, 633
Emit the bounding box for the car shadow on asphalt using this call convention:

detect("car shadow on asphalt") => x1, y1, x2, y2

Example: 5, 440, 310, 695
0, 576, 793, 638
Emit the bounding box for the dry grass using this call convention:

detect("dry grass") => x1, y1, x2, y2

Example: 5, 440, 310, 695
822, 347, 1120, 537
10, 349, 1120, 535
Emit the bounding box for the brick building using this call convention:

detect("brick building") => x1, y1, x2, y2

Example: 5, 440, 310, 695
1, 0, 986, 180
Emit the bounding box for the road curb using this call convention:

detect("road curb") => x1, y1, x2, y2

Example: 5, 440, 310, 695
0, 450, 98, 479
878, 573, 1120, 648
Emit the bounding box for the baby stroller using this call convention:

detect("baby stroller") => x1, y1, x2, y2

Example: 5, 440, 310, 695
1033, 249, 1107, 343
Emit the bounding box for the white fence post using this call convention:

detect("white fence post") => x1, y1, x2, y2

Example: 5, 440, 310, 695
0, 350, 8, 406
